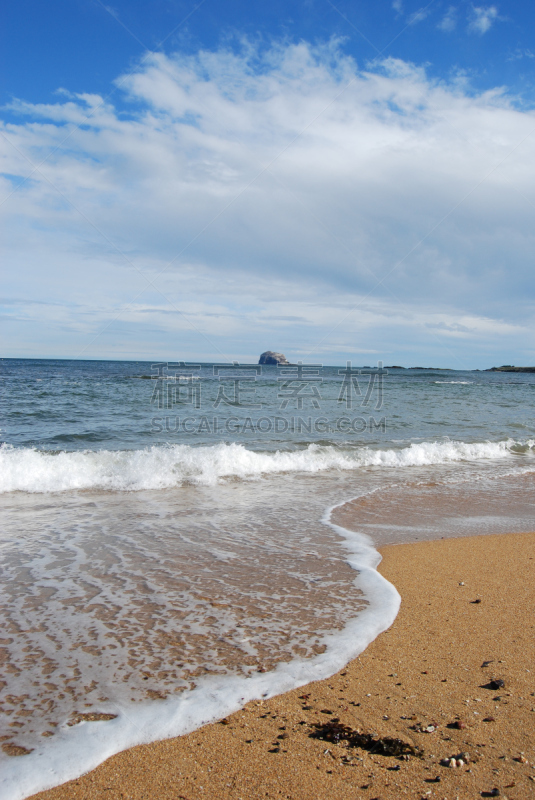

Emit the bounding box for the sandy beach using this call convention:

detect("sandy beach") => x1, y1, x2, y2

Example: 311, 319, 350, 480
29, 530, 535, 800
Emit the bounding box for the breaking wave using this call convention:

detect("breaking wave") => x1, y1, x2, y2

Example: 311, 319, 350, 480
1, 439, 533, 494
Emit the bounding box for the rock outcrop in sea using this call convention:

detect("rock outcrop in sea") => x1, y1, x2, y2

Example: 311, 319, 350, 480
258, 351, 290, 365
486, 365, 535, 372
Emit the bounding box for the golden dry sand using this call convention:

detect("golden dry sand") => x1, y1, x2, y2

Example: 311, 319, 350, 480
30, 531, 535, 800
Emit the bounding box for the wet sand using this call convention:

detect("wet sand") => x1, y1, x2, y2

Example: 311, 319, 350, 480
30, 531, 535, 800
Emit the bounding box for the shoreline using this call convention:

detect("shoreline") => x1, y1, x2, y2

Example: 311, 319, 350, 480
28, 529, 535, 800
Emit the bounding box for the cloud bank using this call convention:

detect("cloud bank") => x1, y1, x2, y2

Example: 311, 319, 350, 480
1, 40, 535, 365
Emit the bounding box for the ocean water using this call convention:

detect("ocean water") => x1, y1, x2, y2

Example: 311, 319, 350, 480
1, 358, 534, 799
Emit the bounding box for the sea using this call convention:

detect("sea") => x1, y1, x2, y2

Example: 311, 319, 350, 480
1, 358, 534, 798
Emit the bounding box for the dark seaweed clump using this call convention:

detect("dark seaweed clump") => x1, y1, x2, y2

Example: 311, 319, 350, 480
310, 718, 423, 758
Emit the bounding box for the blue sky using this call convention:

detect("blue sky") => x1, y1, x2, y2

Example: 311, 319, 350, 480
2, 0, 535, 366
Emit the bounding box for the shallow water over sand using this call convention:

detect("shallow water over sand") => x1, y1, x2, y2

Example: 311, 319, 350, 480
0, 476, 367, 754
333, 466, 535, 544
2, 460, 535, 764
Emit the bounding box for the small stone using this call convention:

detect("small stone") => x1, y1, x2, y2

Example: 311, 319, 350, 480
453, 720, 466, 729
483, 717, 495, 722
513, 755, 528, 764
489, 679, 505, 690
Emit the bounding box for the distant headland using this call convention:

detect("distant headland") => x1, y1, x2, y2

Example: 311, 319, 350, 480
486, 365, 535, 373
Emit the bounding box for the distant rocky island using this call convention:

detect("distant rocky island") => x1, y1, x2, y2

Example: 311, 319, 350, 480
257, 355, 457, 369
258, 351, 290, 365
486, 365, 535, 373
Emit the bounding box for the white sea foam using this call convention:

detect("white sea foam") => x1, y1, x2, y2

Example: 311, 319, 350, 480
0, 504, 400, 800
434, 380, 473, 384
0, 439, 532, 494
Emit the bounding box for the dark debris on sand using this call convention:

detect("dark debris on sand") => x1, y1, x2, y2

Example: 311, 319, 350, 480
310, 718, 423, 758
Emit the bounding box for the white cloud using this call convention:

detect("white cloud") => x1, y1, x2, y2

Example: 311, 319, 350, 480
407, 7, 431, 25
392, 0, 403, 13
438, 6, 457, 32
2, 40, 535, 365
506, 48, 535, 62
468, 5, 499, 35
